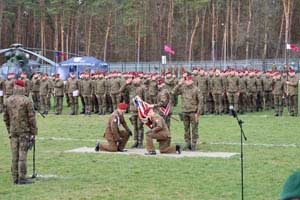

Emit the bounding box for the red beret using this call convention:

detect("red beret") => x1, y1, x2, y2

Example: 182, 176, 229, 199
15, 80, 25, 87
117, 103, 128, 110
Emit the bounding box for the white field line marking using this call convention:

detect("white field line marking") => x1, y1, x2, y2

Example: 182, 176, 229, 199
38, 137, 300, 148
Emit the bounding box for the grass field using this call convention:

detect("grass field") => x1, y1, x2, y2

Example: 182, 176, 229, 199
0, 100, 299, 200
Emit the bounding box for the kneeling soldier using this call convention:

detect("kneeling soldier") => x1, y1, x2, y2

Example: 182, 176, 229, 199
144, 108, 181, 155
95, 103, 132, 152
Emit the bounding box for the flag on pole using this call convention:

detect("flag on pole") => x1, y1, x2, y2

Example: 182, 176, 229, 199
164, 45, 175, 55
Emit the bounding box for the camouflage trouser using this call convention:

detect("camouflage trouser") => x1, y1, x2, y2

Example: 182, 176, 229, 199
10, 134, 30, 182
288, 95, 298, 116
200, 93, 208, 114
129, 114, 144, 145
148, 95, 157, 104
146, 134, 176, 153
91, 94, 97, 112
227, 92, 239, 111
0, 96, 3, 113
100, 130, 129, 152
69, 94, 78, 115
110, 94, 121, 110
222, 94, 229, 113
247, 93, 257, 112
40, 95, 49, 112
83, 96, 91, 113
256, 91, 263, 111
80, 95, 85, 113
106, 94, 113, 113
238, 92, 247, 113
31, 91, 40, 110
207, 93, 214, 113
274, 94, 284, 115
96, 94, 106, 114
182, 112, 199, 145
65, 93, 71, 107
55, 96, 63, 114
212, 94, 222, 114
264, 91, 273, 110
47, 94, 52, 111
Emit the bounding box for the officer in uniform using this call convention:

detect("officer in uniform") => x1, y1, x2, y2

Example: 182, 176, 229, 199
4, 73, 15, 99
3, 80, 37, 184
238, 71, 248, 114
54, 74, 64, 115
148, 74, 158, 104
173, 75, 201, 151
144, 107, 181, 155
256, 71, 264, 111
80, 72, 93, 115
95, 103, 132, 152
263, 71, 274, 110
226, 69, 239, 111
198, 69, 209, 115
247, 71, 257, 112
68, 73, 80, 115
110, 72, 122, 110
272, 72, 285, 116
211, 69, 223, 114
119, 73, 146, 148
95, 72, 107, 115
31, 73, 40, 110
286, 70, 298, 116
39, 73, 51, 115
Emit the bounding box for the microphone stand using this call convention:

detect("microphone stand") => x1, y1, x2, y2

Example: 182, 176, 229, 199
231, 108, 247, 200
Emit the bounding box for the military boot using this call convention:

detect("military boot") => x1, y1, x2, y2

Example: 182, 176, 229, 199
131, 141, 138, 148
183, 143, 191, 150
95, 141, 100, 152
144, 151, 156, 155
137, 142, 143, 149
176, 145, 181, 154
17, 179, 33, 185
191, 143, 197, 151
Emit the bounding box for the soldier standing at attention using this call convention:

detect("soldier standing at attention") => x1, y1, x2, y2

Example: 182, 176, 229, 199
54, 74, 64, 115
39, 73, 50, 115
165, 72, 176, 106
64, 77, 71, 107
4, 73, 15, 99
80, 72, 93, 115
47, 74, 55, 111
3, 80, 37, 184
119, 73, 146, 148
247, 71, 257, 112
226, 69, 240, 112
272, 72, 285, 116
31, 73, 40, 110
198, 69, 209, 115
68, 73, 80, 115
95, 72, 107, 115
286, 69, 299, 116
211, 69, 223, 115
0, 76, 4, 113
95, 103, 132, 152
148, 74, 159, 104
173, 75, 201, 151
110, 72, 122, 110
144, 108, 181, 155
78, 72, 86, 114
256, 71, 264, 111
19, 72, 31, 97
263, 71, 274, 110
238, 71, 248, 114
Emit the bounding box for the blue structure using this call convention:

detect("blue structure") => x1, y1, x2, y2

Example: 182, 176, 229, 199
58, 57, 108, 80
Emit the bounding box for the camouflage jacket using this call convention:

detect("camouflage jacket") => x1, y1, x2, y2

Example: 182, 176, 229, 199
3, 90, 37, 136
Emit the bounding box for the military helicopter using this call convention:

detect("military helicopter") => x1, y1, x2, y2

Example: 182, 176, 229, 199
0, 43, 56, 79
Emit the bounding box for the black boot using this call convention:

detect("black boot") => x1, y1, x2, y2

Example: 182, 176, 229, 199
17, 179, 33, 185
95, 141, 100, 152
176, 145, 181, 154
191, 143, 197, 151
144, 151, 156, 155
131, 141, 138, 148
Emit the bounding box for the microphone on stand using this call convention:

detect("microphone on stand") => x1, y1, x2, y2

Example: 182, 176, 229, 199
229, 105, 237, 118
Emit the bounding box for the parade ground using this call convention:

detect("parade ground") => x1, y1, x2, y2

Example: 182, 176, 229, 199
0, 102, 299, 200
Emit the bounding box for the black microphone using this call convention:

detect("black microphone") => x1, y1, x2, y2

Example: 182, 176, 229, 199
229, 105, 237, 118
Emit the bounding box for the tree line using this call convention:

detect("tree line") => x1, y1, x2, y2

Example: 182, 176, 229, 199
0, 0, 298, 63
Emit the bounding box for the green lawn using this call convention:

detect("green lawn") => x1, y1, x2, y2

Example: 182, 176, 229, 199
0, 100, 299, 200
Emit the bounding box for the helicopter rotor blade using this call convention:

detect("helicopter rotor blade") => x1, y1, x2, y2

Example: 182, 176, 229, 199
0, 48, 13, 54
19, 48, 57, 66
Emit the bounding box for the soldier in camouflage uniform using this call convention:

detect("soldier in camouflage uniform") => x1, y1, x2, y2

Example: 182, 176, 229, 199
286, 70, 299, 116
211, 69, 223, 114
238, 71, 248, 114
272, 72, 285, 116
207, 70, 215, 114
221, 70, 229, 114
68, 73, 80, 115
173, 75, 202, 151
263, 71, 274, 110
152, 79, 172, 129
64, 77, 71, 107
4, 73, 15, 99
47, 75, 55, 111
91, 73, 98, 113
247, 71, 257, 112
54, 74, 64, 115
39, 73, 51, 115
256, 71, 264, 111
80, 72, 93, 115
0, 76, 4, 113
3, 80, 37, 184
226, 70, 239, 112
110, 72, 122, 110
198, 69, 209, 115
119, 73, 146, 148
148, 74, 158, 104
106, 74, 113, 113
165, 72, 176, 106
31, 73, 40, 110
19, 72, 31, 97
78, 73, 86, 114
95, 72, 107, 115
